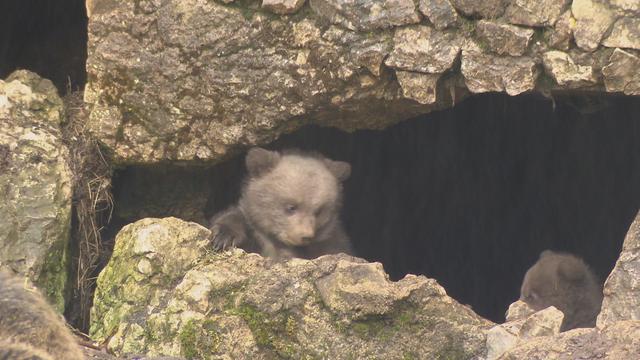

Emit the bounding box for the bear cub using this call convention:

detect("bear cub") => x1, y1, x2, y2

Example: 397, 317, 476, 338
520, 250, 603, 331
0, 270, 84, 360
209, 147, 353, 261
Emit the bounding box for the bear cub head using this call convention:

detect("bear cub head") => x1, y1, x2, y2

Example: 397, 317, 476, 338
238, 147, 350, 247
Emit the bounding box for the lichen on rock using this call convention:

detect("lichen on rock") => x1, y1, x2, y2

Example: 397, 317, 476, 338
91, 217, 491, 359
0, 70, 72, 312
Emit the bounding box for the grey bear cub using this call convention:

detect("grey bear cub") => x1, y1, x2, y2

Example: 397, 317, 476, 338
209, 147, 353, 261
520, 250, 604, 331
0, 270, 84, 360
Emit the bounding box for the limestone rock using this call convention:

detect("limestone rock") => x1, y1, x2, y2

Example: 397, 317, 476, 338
0, 70, 72, 312
597, 210, 640, 327
505, 300, 535, 322
461, 51, 538, 96
602, 17, 640, 51
449, 0, 505, 18
385, 25, 460, 74
476, 20, 534, 56
601, 48, 640, 95
542, 50, 597, 88
518, 306, 564, 340
262, 0, 306, 14
505, 0, 571, 27
395, 71, 440, 104
610, 0, 640, 13
309, 0, 421, 31
499, 321, 640, 359
91, 217, 492, 359
572, 0, 615, 51
418, 0, 459, 30
486, 306, 563, 360
547, 10, 574, 50
85, 0, 456, 164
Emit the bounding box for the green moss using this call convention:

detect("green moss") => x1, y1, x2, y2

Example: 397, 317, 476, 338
230, 304, 302, 359
178, 319, 221, 359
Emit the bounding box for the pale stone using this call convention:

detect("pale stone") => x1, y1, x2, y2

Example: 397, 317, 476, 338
572, 0, 615, 51
385, 25, 460, 73
601, 48, 640, 95
542, 50, 597, 88
395, 71, 440, 105
476, 20, 534, 56
505, 0, 571, 27
461, 51, 538, 96
602, 17, 640, 50
262, 0, 306, 14
418, 0, 459, 30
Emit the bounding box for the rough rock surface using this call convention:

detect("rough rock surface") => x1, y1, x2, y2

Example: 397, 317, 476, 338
598, 210, 640, 327
505, 0, 571, 27
262, 0, 306, 15
475, 20, 534, 56
86, 0, 640, 164
449, 0, 505, 18
91, 217, 491, 359
418, 0, 459, 30
486, 306, 563, 360
309, 0, 421, 30
0, 70, 72, 312
572, 0, 615, 51
542, 50, 597, 88
602, 17, 640, 50
461, 51, 538, 96
602, 48, 640, 95
547, 10, 573, 50
385, 25, 460, 73
499, 321, 640, 359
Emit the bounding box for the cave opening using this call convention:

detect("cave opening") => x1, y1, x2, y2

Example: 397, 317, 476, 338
109, 93, 640, 324
0, 0, 87, 94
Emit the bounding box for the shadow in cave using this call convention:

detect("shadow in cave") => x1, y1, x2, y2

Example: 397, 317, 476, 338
0, 0, 87, 94
112, 93, 640, 324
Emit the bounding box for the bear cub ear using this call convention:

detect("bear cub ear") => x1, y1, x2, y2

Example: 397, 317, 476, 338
324, 159, 351, 182
246, 147, 280, 177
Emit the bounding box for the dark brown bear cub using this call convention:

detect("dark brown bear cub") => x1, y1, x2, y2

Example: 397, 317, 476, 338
520, 250, 603, 331
0, 270, 84, 360
209, 147, 353, 261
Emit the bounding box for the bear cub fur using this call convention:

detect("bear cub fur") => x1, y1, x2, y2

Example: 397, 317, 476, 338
209, 147, 353, 261
520, 250, 604, 331
0, 270, 84, 360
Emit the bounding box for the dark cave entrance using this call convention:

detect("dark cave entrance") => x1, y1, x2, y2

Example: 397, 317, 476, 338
110, 93, 640, 323
0, 0, 87, 94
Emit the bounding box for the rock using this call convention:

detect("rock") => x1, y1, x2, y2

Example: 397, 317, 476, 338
85, 0, 456, 164
597, 210, 640, 327
602, 17, 640, 51
485, 321, 522, 360
309, 0, 421, 31
547, 10, 573, 50
572, 0, 615, 52
91, 217, 492, 359
449, 0, 505, 18
609, 0, 640, 13
505, 0, 571, 27
395, 71, 441, 104
486, 306, 563, 359
460, 51, 538, 96
542, 50, 597, 88
385, 25, 460, 74
262, 0, 306, 14
0, 70, 72, 312
499, 321, 640, 359
475, 20, 534, 56
505, 300, 535, 322
418, 0, 459, 30
518, 306, 564, 340
601, 48, 640, 95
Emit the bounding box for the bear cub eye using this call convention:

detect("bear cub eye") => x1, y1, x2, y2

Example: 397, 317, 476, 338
284, 204, 298, 215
